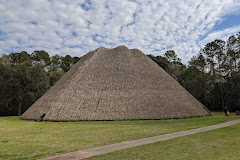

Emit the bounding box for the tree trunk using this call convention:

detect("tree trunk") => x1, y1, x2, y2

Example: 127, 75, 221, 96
220, 82, 224, 109
18, 103, 22, 116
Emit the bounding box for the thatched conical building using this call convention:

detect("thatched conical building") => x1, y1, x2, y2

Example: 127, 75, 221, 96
21, 46, 211, 121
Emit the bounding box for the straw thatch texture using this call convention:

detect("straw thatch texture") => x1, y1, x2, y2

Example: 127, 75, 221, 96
21, 46, 211, 121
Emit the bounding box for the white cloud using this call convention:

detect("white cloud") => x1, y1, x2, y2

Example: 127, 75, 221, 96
199, 26, 240, 47
0, 0, 240, 63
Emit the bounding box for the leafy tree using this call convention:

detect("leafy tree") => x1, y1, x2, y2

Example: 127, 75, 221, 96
9, 51, 31, 65
202, 39, 225, 82
0, 50, 82, 116
49, 54, 61, 72
148, 55, 169, 71
147, 33, 240, 112
164, 50, 181, 63
0, 60, 15, 115
73, 56, 81, 64
0, 53, 49, 116
148, 51, 186, 82
189, 53, 207, 72
60, 55, 74, 72
49, 70, 65, 86
164, 50, 186, 81
184, 54, 210, 107
201, 39, 226, 109
180, 66, 210, 107
31, 50, 50, 66
22, 64, 49, 113
226, 33, 240, 76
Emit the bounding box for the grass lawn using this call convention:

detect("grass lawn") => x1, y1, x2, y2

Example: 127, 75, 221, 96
87, 122, 240, 160
0, 112, 239, 160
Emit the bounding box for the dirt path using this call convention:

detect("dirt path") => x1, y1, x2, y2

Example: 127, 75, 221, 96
40, 119, 240, 160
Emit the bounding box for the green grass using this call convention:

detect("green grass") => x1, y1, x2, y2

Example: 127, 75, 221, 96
87, 122, 240, 160
0, 112, 239, 160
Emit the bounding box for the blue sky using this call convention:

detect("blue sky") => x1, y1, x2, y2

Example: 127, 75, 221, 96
0, 0, 240, 63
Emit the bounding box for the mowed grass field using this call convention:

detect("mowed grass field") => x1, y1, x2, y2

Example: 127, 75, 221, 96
88, 122, 240, 160
0, 112, 239, 160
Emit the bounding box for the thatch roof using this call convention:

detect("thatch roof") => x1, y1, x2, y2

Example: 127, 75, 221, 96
21, 46, 211, 121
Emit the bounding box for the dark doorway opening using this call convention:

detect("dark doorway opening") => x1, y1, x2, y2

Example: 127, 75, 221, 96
37, 113, 46, 122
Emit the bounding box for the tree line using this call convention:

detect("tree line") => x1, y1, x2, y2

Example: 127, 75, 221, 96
148, 32, 240, 112
0, 33, 239, 116
0, 51, 80, 116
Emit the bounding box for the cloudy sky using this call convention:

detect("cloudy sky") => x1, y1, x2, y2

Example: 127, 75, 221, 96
0, 0, 240, 63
